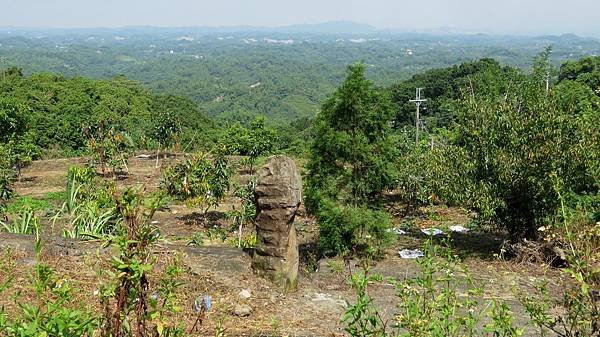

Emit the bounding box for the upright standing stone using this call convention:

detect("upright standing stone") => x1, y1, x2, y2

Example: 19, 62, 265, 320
252, 155, 302, 291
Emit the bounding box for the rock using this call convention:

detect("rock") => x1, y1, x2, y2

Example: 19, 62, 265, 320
252, 155, 302, 291
238, 289, 251, 299
233, 304, 252, 317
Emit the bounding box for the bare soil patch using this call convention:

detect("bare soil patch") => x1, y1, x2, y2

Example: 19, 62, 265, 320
2, 156, 566, 336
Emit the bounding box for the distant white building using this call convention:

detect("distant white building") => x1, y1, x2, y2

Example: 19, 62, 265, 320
264, 38, 294, 45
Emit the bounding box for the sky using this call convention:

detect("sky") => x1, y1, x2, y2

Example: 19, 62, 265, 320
1, 0, 599, 36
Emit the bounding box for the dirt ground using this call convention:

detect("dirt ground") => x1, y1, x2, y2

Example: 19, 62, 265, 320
0, 155, 567, 336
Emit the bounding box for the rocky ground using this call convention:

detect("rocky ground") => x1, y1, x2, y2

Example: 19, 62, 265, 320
0, 155, 566, 336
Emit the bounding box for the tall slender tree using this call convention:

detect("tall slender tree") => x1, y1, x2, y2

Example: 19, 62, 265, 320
305, 64, 397, 255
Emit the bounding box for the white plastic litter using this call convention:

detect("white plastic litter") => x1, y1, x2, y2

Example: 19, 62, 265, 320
421, 228, 444, 236
388, 228, 406, 235
399, 249, 425, 259
449, 225, 470, 233
137, 154, 152, 159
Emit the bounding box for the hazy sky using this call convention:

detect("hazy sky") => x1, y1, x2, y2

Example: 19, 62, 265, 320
1, 0, 599, 36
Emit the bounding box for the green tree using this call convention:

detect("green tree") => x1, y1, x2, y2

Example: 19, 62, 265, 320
0, 96, 39, 185
389, 58, 515, 129
220, 116, 278, 172
0, 145, 15, 216
160, 150, 232, 213
220, 122, 252, 155
453, 51, 599, 238
151, 108, 180, 167
246, 116, 277, 171
0, 96, 28, 143
306, 64, 396, 256
84, 120, 133, 176
558, 55, 600, 93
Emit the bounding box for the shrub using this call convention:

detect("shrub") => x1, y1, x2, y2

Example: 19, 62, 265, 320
430, 50, 600, 238
0, 145, 16, 215
84, 121, 134, 175
226, 179, 257, 247
317, 199, 393, 257
343, 272, 388, 337
98, 187, 185, 337
151, 108, 181, 159
161, 150, 231, 213
2, 264, 98, 336
395, 143, 499, 219
220, 117, 278, 157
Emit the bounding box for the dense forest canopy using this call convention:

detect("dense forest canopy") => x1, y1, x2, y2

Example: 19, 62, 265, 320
1, 28, 599, 124
0, 67, 216, 157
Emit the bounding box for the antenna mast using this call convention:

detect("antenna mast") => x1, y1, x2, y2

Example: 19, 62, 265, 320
409, 88, 427, 144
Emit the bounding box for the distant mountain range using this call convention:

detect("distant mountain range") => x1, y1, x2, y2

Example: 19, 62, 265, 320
0, 21, 377, 36
2, 21, 598, 40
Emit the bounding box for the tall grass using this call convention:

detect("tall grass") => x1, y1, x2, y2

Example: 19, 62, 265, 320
1, 207, 39, 235
53, 165, 119, 239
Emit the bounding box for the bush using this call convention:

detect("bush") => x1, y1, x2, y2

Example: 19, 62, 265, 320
161, 151, 232, 212
0, 141, 39, 215
226, 179, 257, 247
456, 79, 598, 236
395, 143, 500, 219
98, 187, 186, 337
220, 117, 278, 158
408, 50, 600, 238
317, 199, 393, 257
2, 265, 98, 336
84, 121, 134, 175
0, 162, 15, 216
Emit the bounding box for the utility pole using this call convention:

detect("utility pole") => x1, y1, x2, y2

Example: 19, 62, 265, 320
409, 88, 427, 144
